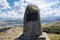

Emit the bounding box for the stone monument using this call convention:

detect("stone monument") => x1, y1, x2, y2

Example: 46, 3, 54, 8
23, 4, 42, 37
15, 4, 50, 40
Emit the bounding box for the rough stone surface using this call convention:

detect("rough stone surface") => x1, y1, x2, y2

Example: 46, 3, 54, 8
23, 4, 42, 37
15, 32, 50, 40
15, 4, 47, 40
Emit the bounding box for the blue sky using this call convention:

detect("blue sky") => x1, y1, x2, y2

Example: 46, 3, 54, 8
0, 0, 60, 18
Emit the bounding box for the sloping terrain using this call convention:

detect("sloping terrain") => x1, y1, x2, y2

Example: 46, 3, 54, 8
0, 27, 23, 40
42, 21, 60, 40
42, 21, 60, 28
0, 21, 60, 40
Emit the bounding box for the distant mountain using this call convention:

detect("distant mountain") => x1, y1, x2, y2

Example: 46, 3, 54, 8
0, 16, 60, 27
46, 21, 60, 27
41, 16, 60, 24
0, 19, 23, 27
0, 18, 23, 20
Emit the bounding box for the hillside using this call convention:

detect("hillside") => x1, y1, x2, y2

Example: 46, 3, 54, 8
42, 20, 60, 27
42, 21, 60, 40
0, 27, 23, 40
0, 21, 60, 40
42, 21, 60, 33
0, 20, 23, 27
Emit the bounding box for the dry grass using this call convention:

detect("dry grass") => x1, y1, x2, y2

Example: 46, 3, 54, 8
48, 33, 60, 40
0, 27, 60, 40
0, 27, 23, 40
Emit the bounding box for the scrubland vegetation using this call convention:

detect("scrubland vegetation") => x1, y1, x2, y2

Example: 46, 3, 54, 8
0, 27, 23, 40
0, 21, 60, 40
42, 21, 60, 40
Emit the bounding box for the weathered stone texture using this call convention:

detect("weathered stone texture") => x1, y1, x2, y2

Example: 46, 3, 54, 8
15, 4, 48, 40
23, 4, 42, 37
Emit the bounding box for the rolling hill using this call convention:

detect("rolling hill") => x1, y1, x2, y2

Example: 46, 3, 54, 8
42, 20, 60, 27
42, 21, 60, 40
0, 27, 23, 40
0, 20, 60, 40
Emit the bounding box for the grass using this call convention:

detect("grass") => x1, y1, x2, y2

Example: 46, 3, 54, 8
0, 27, 60, 40
0, 27, 23, 40
42, 25, 60, 40
48, 33, 60, 40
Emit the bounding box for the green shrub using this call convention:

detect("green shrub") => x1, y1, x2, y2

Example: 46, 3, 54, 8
42, 26, 60, 34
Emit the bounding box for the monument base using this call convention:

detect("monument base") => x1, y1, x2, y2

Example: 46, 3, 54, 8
15, 32, 50, 40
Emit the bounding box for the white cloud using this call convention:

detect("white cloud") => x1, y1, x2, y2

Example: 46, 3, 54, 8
13, 0, 60, 18
0, 0, 60, 18
26, 0, 58, 9
0, 10, 1, 12
14, 0, 25, 12
40, 7, 52, 17
14, 0, 26, 17
0, 10, 24, 18
8, 10, 24, 18
0, 12, 8, 18
40, 5, 60, 17
0, 0, 11, 9
0, 0, 25, 18
52, 10, 60, 16
44, 0, 58, 3
25, 0, 60, 18
37, 0, 60, 17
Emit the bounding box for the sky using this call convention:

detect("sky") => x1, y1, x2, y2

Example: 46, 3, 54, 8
0, 0, 60, 18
